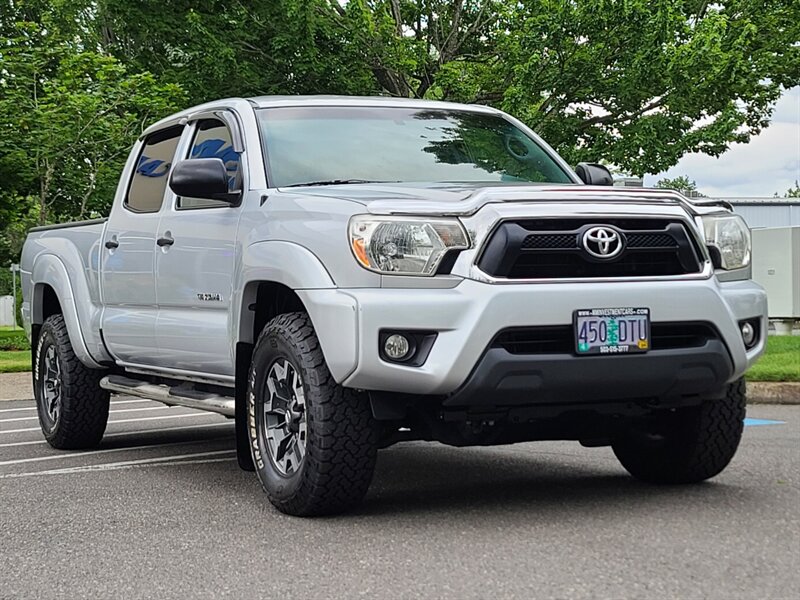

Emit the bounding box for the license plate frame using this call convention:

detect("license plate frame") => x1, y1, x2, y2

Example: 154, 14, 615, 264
573, 307, 651, 355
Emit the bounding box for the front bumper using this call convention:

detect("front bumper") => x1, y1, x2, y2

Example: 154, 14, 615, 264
298, 277, 767, 397
444, 340, 733, 407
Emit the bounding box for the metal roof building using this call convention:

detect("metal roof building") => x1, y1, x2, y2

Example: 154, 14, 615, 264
722, 198, 800, 229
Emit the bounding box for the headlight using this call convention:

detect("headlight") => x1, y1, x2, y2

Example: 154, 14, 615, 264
349, 216, 470, 275
701, 214, 751, 270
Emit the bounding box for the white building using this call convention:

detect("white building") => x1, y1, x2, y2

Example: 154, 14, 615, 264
723, 198, 800, 229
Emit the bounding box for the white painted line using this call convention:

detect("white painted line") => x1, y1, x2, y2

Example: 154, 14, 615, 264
0, 406, 36, 414
0, 422, 234, 448
0, 450, 236, 479
0, 406, 171, 423
0, 438, 232, 467
0, 399, 157, 414
0, 412, 221, 435
110, 399, 160, 405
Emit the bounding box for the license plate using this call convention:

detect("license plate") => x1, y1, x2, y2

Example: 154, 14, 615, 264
574, 308, 650, 355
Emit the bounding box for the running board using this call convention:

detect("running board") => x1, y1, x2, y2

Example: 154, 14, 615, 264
99, 375, 235, 417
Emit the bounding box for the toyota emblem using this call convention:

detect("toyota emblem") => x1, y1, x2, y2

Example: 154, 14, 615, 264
582, 226, 624, 259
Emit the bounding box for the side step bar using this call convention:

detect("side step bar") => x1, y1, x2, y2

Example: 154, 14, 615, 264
100, 374, 235, 417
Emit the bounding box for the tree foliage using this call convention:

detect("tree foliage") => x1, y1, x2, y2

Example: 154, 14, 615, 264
655, 175, 705, 197
0, 2, 184, 263
98, 0, 800, 175
779, 181, 800, 198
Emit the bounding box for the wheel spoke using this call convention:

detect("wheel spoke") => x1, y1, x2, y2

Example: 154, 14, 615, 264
261, 355, 308, 476
275, 432, 295, 463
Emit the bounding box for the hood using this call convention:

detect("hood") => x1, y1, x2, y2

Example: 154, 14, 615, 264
278, 182, 723, 217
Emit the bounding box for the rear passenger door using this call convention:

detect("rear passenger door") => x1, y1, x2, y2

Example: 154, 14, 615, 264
100, 125, 183, 367
154, 117, 244, 377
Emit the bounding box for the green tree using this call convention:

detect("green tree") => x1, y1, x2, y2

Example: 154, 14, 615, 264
781, 181, 800, 198
0, 22, 184, 227
95, 1, 800, 177
96, 0, 379, 103
655, 176, 705, 197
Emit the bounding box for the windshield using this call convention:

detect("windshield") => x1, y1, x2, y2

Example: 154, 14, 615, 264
257, 106, 574, 188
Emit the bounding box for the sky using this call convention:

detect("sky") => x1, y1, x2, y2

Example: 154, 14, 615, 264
644, 86, 800, 198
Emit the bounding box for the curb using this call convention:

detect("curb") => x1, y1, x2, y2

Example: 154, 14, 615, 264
747, 382, 800, 405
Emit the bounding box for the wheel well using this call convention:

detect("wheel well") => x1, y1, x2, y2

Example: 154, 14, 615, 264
247, 282, 306, 344
30, 284, 62, 361
234, 281, 306, 472
40, 285, 62, 322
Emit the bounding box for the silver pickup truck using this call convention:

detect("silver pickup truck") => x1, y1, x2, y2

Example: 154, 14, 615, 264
21, 96, 766, 516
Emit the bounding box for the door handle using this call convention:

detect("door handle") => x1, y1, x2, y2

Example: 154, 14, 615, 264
156, 235, 174, 247
104, 239, 119, 250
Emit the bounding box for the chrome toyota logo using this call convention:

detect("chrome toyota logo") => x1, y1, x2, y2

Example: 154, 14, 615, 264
582, 226, 624, 259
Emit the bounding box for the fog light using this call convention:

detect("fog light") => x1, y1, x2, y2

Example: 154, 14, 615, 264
384, 334, 411, 360
741, 321, 756, 348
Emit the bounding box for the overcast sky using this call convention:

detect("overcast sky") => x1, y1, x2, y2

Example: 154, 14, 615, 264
644, 86, 800, 198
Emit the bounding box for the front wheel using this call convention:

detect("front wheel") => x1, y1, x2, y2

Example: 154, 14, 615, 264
34, 314, 110, 449
612, 378, 746, 484
247, 312, 378, 516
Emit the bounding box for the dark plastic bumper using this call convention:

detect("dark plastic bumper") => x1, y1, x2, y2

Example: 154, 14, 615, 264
443, 340, 734, 407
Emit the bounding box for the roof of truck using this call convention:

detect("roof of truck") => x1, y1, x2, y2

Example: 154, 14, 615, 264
141, 95, 501, 139
249, 95, 500, 112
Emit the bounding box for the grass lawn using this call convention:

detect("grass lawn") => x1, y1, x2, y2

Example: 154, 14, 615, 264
0, 326, 32, 373
0, 326, 30, 351
746, 336, 800, 382
0, 350, 31, 373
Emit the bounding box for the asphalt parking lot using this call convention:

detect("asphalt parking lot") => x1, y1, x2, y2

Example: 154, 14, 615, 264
0, 397, 798, 600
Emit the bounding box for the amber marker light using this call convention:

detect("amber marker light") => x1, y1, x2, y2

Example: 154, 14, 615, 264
352, 238, 370, 268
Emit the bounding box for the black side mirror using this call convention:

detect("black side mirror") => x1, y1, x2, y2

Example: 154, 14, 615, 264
575, 162, 614, 186
169, 158, 241, 204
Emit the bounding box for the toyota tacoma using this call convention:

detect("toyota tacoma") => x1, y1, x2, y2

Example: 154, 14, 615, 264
20, 96, 766, 516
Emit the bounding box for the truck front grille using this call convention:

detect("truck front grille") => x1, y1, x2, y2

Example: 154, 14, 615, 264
492, 322, 719, 355
477, 218, 703, 279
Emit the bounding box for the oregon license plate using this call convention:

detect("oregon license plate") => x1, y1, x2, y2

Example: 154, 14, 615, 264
574, 308, 650, 355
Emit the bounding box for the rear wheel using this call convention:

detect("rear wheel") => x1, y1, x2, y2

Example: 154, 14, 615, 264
612, 378, 746, 484
34, 314, 110, 449
247, 312, 378, 516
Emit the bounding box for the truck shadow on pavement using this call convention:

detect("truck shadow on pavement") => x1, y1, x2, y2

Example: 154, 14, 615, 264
351, 442, 753, 519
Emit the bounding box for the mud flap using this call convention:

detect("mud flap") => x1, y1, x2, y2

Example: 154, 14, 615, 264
236, 342, 255, 471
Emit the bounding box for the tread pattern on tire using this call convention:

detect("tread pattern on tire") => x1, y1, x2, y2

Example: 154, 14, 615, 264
36, 314, 109, 449
250, 312, 378, 516
613, 378, 746, 484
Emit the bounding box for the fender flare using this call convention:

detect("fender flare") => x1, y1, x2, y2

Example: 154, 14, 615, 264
30, 254, 104, 369
232, 241, 359, 383
233, 241, 336, 344
238, 240, 336, 292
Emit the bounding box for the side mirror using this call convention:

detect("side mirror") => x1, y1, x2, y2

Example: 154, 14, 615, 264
575, 162, 614, 186
169, 158, 241, 204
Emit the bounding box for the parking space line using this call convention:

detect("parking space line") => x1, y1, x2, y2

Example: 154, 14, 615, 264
0, 450, 236, 479
744, 418, 785, 426
0, 438, 231, 467
0, 406, 37, 414
0, 412, 221, 435
0, 406, 170, 423
0, 422, 234, 449
0, 399, 157, 414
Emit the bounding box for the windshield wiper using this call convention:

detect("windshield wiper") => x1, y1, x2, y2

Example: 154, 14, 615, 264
283, 179, 396, 188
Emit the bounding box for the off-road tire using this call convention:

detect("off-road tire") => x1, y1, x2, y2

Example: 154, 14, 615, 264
612, 378, 746, 484
34, 314, 110, 449
247, 312, 378, 516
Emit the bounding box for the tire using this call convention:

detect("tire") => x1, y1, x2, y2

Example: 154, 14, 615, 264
247, 312, 378, 516
612, 378, 746, 484
34, 314, 110, 449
